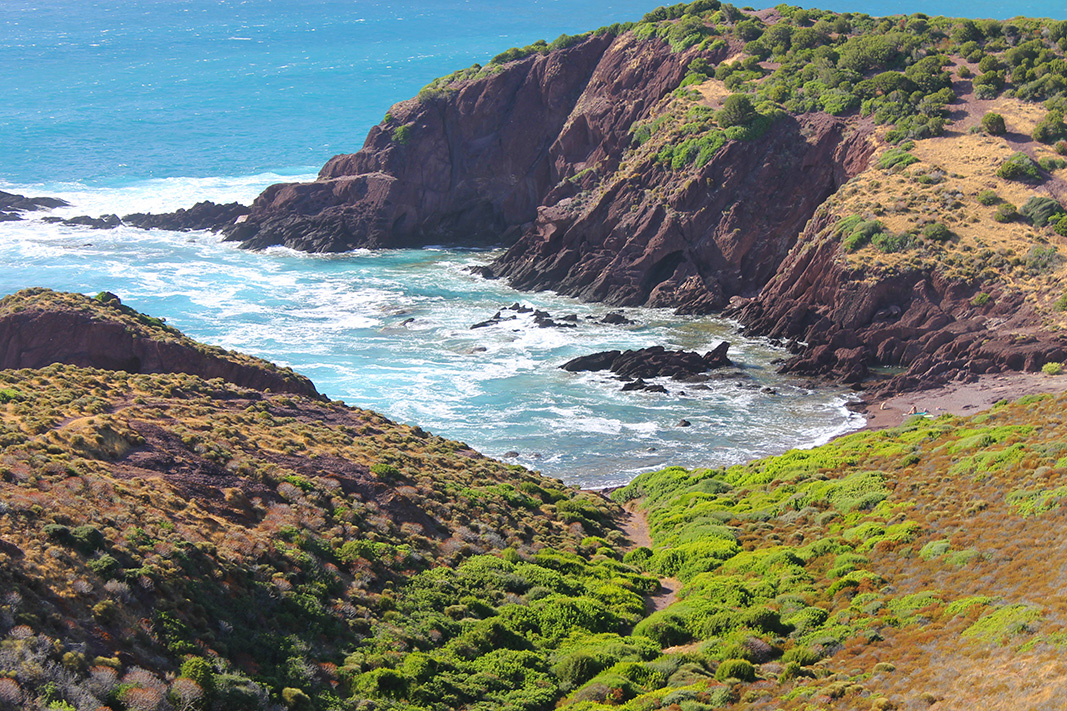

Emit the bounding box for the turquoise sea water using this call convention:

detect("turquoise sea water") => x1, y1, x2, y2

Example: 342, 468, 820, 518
8, 0, 1047, 485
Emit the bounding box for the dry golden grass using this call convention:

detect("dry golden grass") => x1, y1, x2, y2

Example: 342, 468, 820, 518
818, 97, 1067, 325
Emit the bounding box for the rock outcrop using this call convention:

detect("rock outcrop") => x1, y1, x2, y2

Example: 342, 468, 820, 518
0, 289, 320, 398
562, 342, 732, 380
221, 32, 696, 252
488, 112, 874, 313
0, 189, 68, 221
729, 215, 1067, 392
123, 201, 251, 232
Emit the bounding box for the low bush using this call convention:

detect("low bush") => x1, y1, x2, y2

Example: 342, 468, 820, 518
976, 189, 1000, 205
878, 147, 919, 170
1019, 196, 1065, 227
1025, 244, 1063, 274
972, 292, 991, 307
922, 222, 952, 242
1043, 362, 1064, 375
997, 153, 1042, 181
993, 202, 1018, 222
980, 112, 1006, 135
714, 658, 756, 682
871, 231, 910, 252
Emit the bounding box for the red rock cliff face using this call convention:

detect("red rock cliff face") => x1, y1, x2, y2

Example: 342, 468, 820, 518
224, 33, 708, 252
0, 303, 319, 398
227, 34, 615, 251
729, 215, 1067, 390
488, 112, 875, 313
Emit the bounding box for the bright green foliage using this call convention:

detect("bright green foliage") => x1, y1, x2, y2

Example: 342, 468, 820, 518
714, 658, 756, 681
878, 147, 919, 170
977, 189, 1000, 205
962, 605, 1042, 644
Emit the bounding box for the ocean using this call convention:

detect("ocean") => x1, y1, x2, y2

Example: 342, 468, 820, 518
5, 0, 1034, 486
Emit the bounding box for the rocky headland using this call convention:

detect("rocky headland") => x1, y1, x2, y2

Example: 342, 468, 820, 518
147, 5, 1067, 402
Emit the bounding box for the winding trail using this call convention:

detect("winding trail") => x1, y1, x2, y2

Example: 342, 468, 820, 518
619, 501, 680, 613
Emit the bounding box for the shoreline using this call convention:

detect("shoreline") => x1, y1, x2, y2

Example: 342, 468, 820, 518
852, 372, 1067, 432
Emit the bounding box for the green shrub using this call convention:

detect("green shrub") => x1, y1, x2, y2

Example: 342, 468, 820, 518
1057, 141, 1067, 156
1055, 214, 1067, 237
972, 292, 991, 307
180, 657, 216, 695
976, 189, 1000, 205
88, 553, 120, 579
392, 124, 412, 144
781, 646, 822, 666
981, 112, 1006, 135
993, 202, 1018, 222
1026, 245, 1063, 274
919, 539, 951, 560
997, 153, 1042, 181
633, 612, 690, 646
922, 222, 952, 242
1055, 292, 1067, 310
1043, 362, 1063, 375
1019, 196, 1065, 227
842, 219, 885, 252
872, 231, 911, 253
717, 94, 756, 128
1034, 110, 1067, 144
878, 147, 919, 170
714, 658, 756, 682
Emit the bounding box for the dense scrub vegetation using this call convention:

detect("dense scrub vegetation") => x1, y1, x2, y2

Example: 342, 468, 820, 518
4, 291, 1067, 709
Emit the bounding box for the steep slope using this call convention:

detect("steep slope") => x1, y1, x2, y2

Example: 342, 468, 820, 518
5, 292, 1067, 710
0, 293, 623, 710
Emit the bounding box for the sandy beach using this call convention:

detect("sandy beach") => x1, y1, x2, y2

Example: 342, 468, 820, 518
856, 372, 1067, 431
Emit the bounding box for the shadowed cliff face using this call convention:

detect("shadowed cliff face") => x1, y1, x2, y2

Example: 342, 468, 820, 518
729, 215, 1067, 390
489, 112, 875, 313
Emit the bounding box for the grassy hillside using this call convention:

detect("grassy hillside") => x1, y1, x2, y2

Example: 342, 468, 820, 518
3, 292, 1067, 710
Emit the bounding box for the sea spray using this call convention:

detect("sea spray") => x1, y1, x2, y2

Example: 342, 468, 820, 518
0, 177, 862, 487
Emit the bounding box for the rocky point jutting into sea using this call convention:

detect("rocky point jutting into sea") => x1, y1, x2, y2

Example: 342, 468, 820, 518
114, 7, 1067, 404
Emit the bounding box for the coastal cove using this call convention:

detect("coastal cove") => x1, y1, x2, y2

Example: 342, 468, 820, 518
0, 179, 860, 487
11, 1, 1067, 709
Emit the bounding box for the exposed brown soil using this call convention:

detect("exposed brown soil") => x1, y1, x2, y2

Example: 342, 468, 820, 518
619, 501, 680, 613
856, 372, 1067, 432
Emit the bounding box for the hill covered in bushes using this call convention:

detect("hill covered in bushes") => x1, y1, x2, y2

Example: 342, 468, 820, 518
3, 291, 1067, 710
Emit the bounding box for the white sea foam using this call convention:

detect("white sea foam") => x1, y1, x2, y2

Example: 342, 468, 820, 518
1, 170, 318, 217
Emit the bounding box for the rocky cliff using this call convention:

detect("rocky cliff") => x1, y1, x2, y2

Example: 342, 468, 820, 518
0, 288, 319, 398
216, 8, 1067, 393
730, 213, 1067, 390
